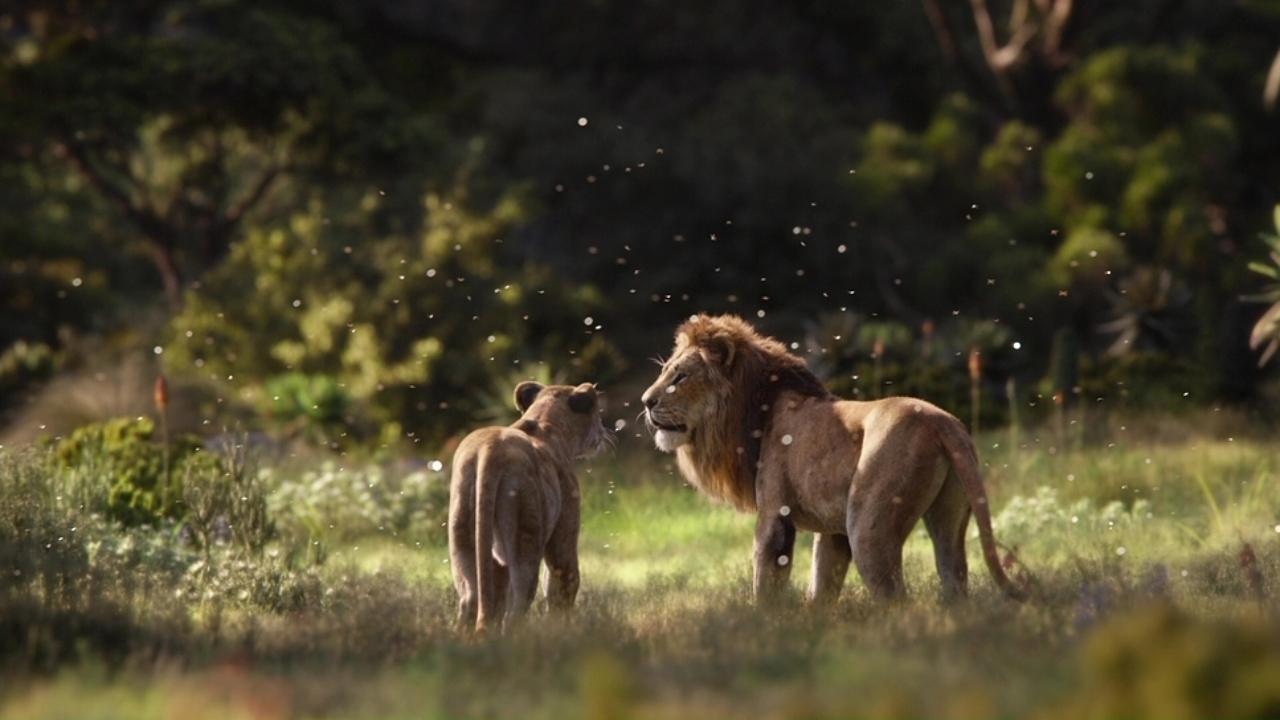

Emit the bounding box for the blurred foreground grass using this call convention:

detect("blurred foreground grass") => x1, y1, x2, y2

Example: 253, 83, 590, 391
1, 423, 1279, 719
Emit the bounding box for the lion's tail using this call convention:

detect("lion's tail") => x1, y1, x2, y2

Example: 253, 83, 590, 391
474, 446, 503, 631
935, 417, 1027, 602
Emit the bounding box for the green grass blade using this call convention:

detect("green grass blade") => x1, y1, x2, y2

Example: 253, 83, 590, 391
1192, 470, 1224, 535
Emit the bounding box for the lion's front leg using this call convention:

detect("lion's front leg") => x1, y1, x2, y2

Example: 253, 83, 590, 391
753, 510, 796, 604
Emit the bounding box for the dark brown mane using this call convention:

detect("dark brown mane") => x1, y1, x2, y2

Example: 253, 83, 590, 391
674, 314, 831, 511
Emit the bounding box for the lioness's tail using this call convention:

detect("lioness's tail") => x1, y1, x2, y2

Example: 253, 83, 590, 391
935, 418, 1027, 602
474, 446, 503, 631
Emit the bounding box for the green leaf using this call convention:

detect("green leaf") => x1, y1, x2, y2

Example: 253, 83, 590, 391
1250, 303, 1280, 367
1241, 290, 1280, 304
1247, 261, 1279, 279
1273, 204, 1280, 234
1260, 339, 1280, 367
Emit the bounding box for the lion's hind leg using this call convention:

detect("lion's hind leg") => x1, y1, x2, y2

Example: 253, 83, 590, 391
847, 438, 946, 601
850, 520, 906, 600
923, 468, 971, 601
808, 533, 851, 605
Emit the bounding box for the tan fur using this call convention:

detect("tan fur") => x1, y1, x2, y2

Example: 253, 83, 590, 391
449, 382, 608, 633
642, 314, 1024, 602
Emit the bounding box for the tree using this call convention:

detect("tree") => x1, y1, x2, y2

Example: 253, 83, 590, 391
1, 4, 430, 309
167, 182, 622, 446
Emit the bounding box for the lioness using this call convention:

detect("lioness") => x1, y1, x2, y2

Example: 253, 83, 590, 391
449, 381, 608, 632
641, 314, 1024, 603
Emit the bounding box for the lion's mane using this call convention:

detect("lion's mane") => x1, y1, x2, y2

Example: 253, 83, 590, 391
673, 314, 831, 511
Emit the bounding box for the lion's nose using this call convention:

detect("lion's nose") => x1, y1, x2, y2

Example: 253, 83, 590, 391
642, 390, 658, 409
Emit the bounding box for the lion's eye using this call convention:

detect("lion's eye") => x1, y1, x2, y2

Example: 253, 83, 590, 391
672, 372, 688, 386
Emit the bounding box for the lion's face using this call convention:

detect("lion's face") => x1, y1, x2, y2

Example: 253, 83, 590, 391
640, 334, 734, 453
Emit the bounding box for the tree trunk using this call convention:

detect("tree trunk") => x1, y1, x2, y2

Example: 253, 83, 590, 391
148, 241, 184, 311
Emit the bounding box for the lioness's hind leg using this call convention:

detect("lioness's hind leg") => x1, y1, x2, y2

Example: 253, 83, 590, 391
544, 513, 581, 613
491, 561, 510, 621
456, 593, 477, 629
809, 533, 851, 605
504, 508, 544, 627
505, 546, 542, 626
924, 469, 970, 601
449, 503, 477, 629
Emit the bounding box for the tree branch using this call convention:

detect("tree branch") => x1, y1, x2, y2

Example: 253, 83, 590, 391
1041, 0, 1075, 66
56, 138, 186, 308
971, 0, 1039, 73
922, 0, 961, 63
58, 137, 168, 240
223, 163, 285, 228
921, 0, 1020, 113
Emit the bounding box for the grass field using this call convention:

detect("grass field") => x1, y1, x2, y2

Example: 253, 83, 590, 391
2, 417, 1279, 719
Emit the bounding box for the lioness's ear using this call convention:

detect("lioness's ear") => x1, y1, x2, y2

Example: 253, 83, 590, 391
514, 381, 544, 413
568, 383, 597, 414
702, 335, 736, 368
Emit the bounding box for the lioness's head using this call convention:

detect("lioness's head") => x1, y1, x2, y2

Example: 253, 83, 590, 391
513, 381, 610, 458
640, 318, 741, 453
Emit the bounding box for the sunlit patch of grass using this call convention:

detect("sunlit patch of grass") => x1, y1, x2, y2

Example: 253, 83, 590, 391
980, 436, 1279, 565
581, 481, 754, 589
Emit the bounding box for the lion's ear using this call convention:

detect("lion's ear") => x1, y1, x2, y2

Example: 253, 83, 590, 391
568, 383, 597, 414
514, 381, 544, 413
702, 335, 736, 368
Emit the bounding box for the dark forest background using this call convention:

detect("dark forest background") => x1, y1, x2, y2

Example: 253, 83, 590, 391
3, 0, 1280, 449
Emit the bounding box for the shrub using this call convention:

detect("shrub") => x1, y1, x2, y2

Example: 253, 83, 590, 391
266, 461, 450, 547
1070, 604, 1280, 719
262, 372, 352, 444
990, 485, 1152, 548
181, 437, 274, 558
177, 551, 326, 613
52, 417, 194, 527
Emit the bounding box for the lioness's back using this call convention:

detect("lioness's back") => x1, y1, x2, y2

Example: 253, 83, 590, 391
451, 427, 540, 483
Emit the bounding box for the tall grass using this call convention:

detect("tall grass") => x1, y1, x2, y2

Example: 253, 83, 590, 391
1, 423, 1278, 719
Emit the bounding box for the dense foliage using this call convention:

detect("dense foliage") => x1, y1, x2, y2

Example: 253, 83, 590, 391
52, 417, 190, 526
3, 1, 1280, 444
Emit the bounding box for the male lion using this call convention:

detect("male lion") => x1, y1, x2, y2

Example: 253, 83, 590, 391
641, 314, 1024, 603
449, 381, 608, 632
